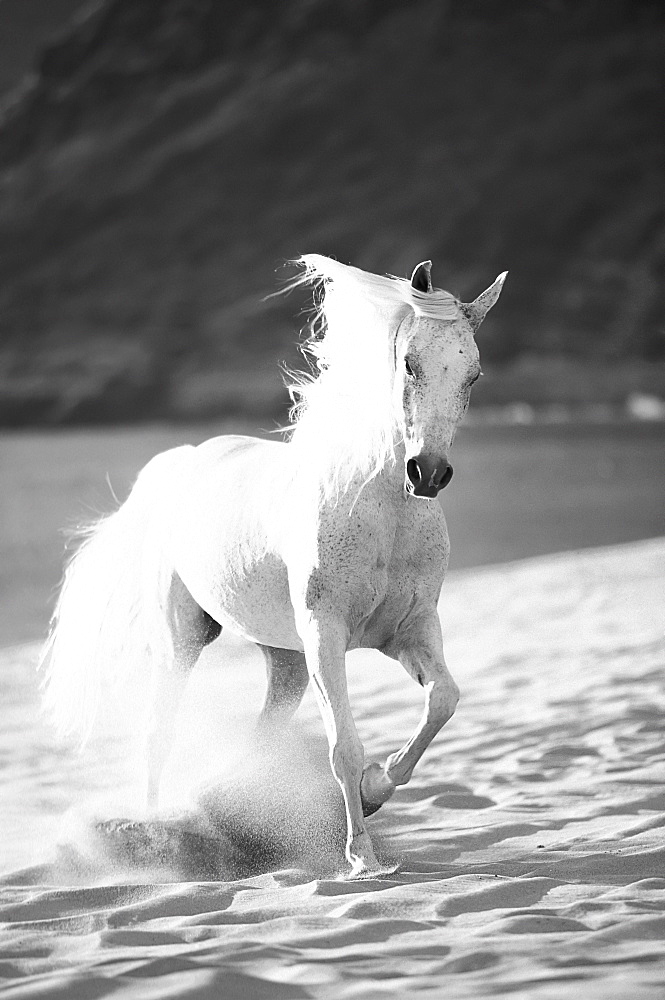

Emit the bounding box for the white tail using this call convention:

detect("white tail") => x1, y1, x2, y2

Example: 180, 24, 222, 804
41, 445, 196, 742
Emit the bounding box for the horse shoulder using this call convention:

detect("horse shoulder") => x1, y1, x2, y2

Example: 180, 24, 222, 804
285, 480, 400, 635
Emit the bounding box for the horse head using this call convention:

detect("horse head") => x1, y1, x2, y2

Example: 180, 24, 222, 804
395, 263, 507, 499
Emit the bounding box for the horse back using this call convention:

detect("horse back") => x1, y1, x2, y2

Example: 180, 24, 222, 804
167, 434, 303, 649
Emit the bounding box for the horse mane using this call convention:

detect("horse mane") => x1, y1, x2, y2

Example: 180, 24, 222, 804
284, 254, 461, 496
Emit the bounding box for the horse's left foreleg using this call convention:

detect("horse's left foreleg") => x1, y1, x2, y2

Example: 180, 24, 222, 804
360, 614, 459, 815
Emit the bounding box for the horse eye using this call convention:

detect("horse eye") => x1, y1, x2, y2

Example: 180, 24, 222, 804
404, 357, 416, 378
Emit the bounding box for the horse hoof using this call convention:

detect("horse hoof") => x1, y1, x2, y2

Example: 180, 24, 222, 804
346, 863, 399, 880
343, 857, 400, 880
360, 762, 395, 817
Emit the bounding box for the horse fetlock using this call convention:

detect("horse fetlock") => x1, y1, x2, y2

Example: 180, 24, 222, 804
384, 752, 413, 788
360, 761, 396, 816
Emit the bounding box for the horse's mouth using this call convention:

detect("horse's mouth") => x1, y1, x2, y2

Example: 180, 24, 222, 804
404, 480, 439, 500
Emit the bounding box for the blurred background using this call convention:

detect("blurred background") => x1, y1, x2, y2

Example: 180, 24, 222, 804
0, 0, 663, 644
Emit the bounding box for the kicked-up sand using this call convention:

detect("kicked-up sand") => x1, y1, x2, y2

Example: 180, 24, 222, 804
1, 538, 664, 998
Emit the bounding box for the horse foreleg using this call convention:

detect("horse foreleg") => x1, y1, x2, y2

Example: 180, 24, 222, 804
300, 616, 382, 878
361, 616, 459, 816
255, 645, 309, 733
146, 574, 222, 809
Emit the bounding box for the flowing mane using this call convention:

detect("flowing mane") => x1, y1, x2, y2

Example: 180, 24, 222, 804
285, 254, 462, 493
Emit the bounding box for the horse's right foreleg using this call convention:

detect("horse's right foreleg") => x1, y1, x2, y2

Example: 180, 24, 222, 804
299, 615, 382, 878
146, 574, 222, 809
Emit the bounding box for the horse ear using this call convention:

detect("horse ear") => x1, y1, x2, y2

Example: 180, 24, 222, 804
464, 272, 508, 332
411, 260, 433, 293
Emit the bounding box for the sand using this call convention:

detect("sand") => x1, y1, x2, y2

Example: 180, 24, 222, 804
1, 537, 664, 998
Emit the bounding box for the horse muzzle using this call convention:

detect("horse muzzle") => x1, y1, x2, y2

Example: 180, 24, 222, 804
406, 456, 453, 498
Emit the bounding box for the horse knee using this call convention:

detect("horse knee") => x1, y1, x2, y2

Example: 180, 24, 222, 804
330, 734, 364, 784
431, 676, 460, 725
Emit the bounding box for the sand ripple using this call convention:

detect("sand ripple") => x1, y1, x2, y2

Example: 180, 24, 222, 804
1, 538, 664, 997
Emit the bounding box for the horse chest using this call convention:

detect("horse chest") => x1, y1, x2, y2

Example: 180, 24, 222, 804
347, 499, 450, 650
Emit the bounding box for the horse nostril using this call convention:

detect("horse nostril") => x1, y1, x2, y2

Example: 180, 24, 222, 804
406, 458, 422, 488
440, 464, 453, 489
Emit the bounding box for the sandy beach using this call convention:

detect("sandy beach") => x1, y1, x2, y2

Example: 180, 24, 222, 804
1, 537, 664, 998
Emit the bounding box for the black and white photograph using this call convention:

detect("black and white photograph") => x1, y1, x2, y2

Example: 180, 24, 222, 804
1, 1, 664, 997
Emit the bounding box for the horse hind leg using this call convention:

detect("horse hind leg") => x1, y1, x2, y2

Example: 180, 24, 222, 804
146, 573, 222, 809
255, 645, 309, 734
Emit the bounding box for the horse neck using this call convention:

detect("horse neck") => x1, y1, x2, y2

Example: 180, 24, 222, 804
287, 326, 406, 498
290, 423, 405, 506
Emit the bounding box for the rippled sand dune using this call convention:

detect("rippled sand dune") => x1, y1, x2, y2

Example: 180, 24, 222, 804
1, 538, 664, 998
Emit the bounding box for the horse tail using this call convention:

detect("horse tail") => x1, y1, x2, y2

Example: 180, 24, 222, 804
40, 445, 196, 742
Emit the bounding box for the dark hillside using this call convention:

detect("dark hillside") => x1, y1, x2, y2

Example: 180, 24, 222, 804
0, 0, 663, 423
0, 0, 84, 96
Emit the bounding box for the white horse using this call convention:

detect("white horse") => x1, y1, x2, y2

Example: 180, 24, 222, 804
42, 255, 506, 878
